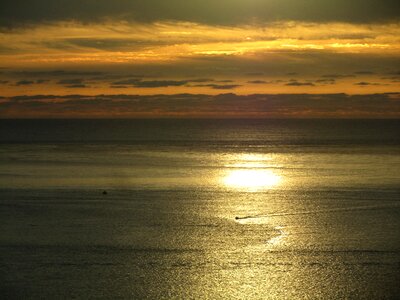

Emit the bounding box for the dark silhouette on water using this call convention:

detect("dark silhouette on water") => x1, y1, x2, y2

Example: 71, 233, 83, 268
102, 190, 108, 195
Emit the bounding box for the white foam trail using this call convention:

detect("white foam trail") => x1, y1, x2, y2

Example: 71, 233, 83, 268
235, 204, 399, 220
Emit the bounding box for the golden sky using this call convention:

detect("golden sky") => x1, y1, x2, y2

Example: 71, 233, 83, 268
0, 0, 399, 117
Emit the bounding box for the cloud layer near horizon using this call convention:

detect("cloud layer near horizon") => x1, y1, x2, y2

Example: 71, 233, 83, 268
0, 1, 398, 117
1, 93, 399, 118
0, 20, 399, 97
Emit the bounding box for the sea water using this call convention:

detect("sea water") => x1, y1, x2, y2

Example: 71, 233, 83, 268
0, 119, 399, 299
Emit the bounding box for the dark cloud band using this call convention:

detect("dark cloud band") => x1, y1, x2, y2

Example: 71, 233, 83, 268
1, 0, 399, 28
1, 93, 399, 118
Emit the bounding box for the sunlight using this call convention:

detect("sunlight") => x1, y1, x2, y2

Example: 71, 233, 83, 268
223, 169, 281, 190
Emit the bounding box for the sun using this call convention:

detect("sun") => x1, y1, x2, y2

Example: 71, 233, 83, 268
223, 169, 281, 191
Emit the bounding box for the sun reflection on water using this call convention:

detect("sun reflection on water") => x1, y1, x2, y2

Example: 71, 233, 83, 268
224, 169, 281, 190
222, 153, 282, 191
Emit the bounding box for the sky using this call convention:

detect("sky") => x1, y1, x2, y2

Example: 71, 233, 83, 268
0, 0, 399, 118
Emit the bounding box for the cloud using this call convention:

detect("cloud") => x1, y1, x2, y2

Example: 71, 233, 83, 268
0, 0, 399, 28
321, 74, 355, 79
16, 80, 35, 86
315, 79, 336, 84
188, 78, 214, 83
14, 79, 50, 85
13, 70, 103, 77
1, 40, 398, 94
65, 84, 87, 88
57, 79, 84, 85
1, 93, 399, 118
132, 80, 188, 88
112, 79, 141, 85
0, 44, 18, 54
111, 79, 218, 88
8, 95, 84, 102
36, 79, 49, 84
64, 38, 169, 51
112, 79, 190, 88
354, 81, 382, 86
211, 84, 241, 90
110, 85, 128, 89
285, 81, 315, 87
1, 21, 398, 81
191, 84, 241, 90
248, 80, 268, 84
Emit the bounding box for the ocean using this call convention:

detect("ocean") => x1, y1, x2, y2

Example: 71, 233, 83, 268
0, 119, 399, 299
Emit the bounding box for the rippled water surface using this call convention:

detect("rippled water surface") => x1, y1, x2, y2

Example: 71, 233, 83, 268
0, 119, 399, 299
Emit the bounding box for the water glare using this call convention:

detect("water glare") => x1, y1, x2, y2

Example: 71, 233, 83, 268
224, 169, 281, 190
222, 153, 282, 191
